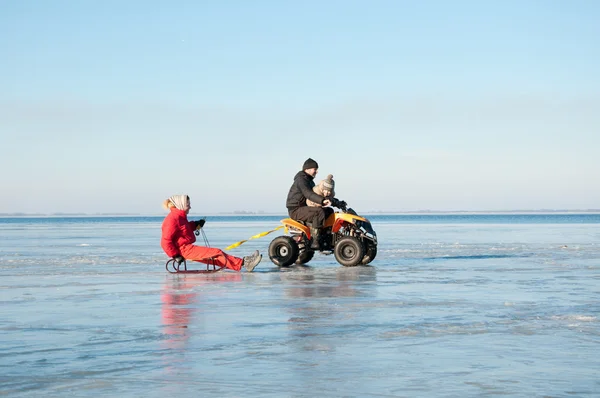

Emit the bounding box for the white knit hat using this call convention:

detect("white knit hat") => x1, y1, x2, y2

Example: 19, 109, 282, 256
169, 195, 190, 211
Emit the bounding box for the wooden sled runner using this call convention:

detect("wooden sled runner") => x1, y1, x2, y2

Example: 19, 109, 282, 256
165, 258, 224, 274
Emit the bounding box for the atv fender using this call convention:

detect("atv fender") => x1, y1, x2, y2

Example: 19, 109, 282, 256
280, 218, 311, 238
329, 213, 367, 233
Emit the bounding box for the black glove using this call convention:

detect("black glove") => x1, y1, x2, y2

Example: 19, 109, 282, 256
194, 219, 206, 230
172, 255, 184, 265
332, 198, 346, 209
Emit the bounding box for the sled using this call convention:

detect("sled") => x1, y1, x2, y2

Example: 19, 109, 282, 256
165, 258, 224, 274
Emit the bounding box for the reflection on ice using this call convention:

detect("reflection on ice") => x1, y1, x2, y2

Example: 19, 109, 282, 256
280, 266, 377, 299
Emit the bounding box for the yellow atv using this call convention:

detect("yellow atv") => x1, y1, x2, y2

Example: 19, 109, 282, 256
268, 201, 377, 267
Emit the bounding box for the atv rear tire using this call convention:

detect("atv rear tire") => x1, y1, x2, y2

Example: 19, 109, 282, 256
361, 242, 377, 265
295, 249, 315, 265
334, 236, 365, 267
269, 236, 299, 267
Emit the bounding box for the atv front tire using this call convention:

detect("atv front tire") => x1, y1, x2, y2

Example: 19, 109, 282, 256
334, 236, 365, 267
361, 242, 377, 265
269, 236, 299, 267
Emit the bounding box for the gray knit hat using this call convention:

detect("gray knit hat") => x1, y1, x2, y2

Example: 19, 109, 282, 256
322, 174, 334, 191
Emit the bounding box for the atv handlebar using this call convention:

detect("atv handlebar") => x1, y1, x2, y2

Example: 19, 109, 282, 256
330, 198, 348, 211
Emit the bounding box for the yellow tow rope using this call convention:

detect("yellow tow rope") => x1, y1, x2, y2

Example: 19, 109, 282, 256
225, 225, 285, 251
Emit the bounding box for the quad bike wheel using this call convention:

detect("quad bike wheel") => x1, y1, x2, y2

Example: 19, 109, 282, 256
269, 236, 299, 267
295, 249, 315, 265
334, 236, 365, 267
361, 242, 378, 265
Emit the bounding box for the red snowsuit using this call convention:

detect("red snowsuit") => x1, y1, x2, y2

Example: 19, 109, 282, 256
161, 208, 243, 271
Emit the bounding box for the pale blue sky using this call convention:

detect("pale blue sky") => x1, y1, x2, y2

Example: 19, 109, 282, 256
1, 1, 599, 214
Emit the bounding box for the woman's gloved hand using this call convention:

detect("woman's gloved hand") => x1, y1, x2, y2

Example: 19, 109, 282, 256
172, 255, 184, 264
194, 219, 206, 230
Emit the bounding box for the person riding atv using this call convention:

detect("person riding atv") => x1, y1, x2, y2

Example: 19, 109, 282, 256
286, 158, 342, 249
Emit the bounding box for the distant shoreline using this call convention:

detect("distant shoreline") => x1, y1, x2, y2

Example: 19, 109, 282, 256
1, 210, 600, 218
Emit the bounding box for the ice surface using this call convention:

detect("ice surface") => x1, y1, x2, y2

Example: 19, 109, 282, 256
1, 216, 599, 397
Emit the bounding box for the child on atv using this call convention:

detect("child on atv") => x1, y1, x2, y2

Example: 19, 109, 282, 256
307, 174, 335, 207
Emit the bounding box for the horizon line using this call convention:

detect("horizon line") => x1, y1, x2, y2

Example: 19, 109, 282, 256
1, 209, 600, 217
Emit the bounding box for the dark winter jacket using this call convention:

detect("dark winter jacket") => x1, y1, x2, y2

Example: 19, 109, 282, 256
286, 171, 326, 211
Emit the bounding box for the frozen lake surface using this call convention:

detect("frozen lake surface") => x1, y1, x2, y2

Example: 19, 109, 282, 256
1, 215, 599, 397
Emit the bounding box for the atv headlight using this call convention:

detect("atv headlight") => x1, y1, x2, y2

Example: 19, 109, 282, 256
357, 220, 376, 242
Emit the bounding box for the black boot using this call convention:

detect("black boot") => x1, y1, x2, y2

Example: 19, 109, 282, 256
310, 228, 321, 250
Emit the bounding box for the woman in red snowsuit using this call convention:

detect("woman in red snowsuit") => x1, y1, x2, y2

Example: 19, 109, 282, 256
161, 195, 261, 272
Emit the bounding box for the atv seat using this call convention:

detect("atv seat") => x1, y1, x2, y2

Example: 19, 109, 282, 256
292, 219, 314, 228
